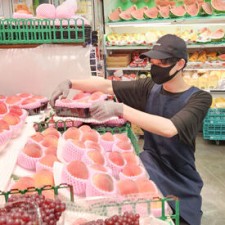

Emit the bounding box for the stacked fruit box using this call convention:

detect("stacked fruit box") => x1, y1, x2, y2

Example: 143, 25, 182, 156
106, 53, 131, 67
203, 108, 225, 144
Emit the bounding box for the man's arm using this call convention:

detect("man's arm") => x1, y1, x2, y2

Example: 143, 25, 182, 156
70, 77, 114, 95
123, 104, 178, 138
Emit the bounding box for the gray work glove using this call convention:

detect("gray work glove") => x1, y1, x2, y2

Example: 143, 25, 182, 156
90, 101, 123, 121
50, 80, 72, 107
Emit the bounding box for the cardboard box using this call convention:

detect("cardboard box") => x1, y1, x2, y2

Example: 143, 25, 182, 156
106, 53, 131, 67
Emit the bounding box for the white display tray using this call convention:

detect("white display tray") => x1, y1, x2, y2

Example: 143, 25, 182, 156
0, 122, 35, 194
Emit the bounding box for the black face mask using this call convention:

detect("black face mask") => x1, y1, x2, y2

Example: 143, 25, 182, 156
150, 63, 180, 84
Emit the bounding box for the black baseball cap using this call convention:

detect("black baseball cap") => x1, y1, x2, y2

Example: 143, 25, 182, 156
140, 34, 188, 62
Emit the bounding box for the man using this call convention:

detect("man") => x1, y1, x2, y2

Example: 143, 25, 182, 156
50, 34, 212, 225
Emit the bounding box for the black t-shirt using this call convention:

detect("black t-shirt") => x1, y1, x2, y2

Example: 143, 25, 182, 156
112, 78, 212, 148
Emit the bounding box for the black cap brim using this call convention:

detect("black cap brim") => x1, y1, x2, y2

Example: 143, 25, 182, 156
140, 50, 173, 59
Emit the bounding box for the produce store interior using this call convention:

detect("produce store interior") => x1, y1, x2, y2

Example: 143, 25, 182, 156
0, 0, 225, 225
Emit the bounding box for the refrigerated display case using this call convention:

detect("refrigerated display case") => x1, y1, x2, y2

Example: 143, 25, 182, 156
102, 0, 225, 93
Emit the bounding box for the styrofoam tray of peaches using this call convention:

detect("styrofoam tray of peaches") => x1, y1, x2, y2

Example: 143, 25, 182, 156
53, 91, 127, 125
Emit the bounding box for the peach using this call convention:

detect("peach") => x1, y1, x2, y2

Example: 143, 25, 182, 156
10, 176, 35, 191
45, 146, 57, 156
135, 178, 159, 196
108, 151, 125, 166
63, 127, 80, 140
85, 141, 102, 151
5, 96, 22, 105
0, 102, 8, 115
0, 119, 10, 131
33, 169, 54, 188
117, 179, 139, 195
9, 105, 23, 116
40, 189, 55, 200
3, 113, 20, 125
92, 173, 114, 192
42, 127, 60, 138
72, 218, 88, 225
114, 133, 130, 142
67, 160, 89, 179
121, 163, 142, 176
30, 132, 44, 142
81, 130, 99, 142
38, 154, 58, 167
116, 141, 132, 151
79, 125, 92, 133
89, 164, 108, 173
22, 143, 42, 158
89, 91, 104, 100
41, 134, 58, 148
73, 91, 90, 100
101, 132, 114, 141
121, 152, 138, 165
21, 97, 38, 105
87, 150, 105, 165
72, 139, 85, 148
17, 93, 32, 98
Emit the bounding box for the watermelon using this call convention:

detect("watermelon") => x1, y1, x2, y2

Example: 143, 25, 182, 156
185, 2, 200, 16
211, 0, 225, 11
158, 5, 171, 18
218, 54, 225, 61
131, 7, 148, 20
196, 27, 212, 43
144, 7, 158, 19
170, 5, 186, 17
210, 29, 225, 41
108, 7, 122, 22
201, 2, 213, 15
119, 11, 132, 21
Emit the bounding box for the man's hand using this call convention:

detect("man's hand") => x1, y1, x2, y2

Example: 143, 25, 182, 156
90, 101, 123, 121
50, 80, 72, 107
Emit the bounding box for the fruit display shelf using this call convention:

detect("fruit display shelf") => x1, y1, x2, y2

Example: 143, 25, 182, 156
0, 184, 179, 224
63, 194, 179, 225
2, 120, 180, 224
0, 122, 35, 193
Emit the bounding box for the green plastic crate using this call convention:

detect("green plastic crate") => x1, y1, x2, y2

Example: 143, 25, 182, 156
0, 18, 91, 45
203, 108, 225, 141
0, 183, 74, 203
203, 123, 225, 140
203, 108, 225, 124
65, 195, 180, 225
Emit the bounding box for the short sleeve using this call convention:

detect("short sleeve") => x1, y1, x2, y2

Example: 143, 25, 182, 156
171, 91, 212, 146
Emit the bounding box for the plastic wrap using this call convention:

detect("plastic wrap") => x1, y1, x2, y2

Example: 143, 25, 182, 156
0, 44, 92, 98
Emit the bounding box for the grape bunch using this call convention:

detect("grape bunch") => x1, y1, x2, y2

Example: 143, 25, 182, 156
0, 194, 66, 225
83, 211, 140, 225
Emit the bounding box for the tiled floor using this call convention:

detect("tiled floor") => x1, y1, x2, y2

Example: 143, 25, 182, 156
138, 134, 225, 225
195, 134, 225, 225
